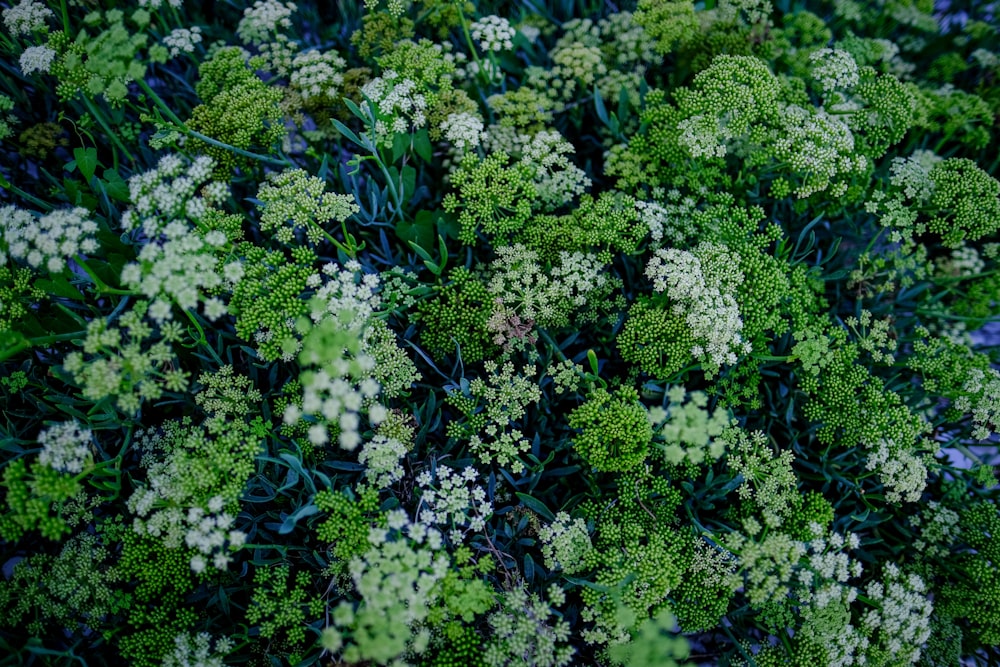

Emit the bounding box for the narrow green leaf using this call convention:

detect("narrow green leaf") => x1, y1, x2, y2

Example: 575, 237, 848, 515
331, 119, 364, 148
278, 503, 319, 534
593, 86, 609, 125
516, 492, 556, 522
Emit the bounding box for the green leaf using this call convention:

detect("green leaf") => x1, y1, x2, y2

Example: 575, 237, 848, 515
516, 492, 556, 522
73, 147, 99, 183
331, 118, 364, 149
101, 168, 129, 202
413, 128, 433, 163
35, 276, 85, 301
278, 503, 319, 534
408, 240, 434, 264
400, 164, 416, 202
343, 96, 370, 124
397, 209, 436, 249
594, 86, 609, 126
391, 132, 409, 164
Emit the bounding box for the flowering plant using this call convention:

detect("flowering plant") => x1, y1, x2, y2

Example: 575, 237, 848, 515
2, 0, 1000, 665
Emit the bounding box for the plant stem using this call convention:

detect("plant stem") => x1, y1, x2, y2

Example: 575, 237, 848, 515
72, 257, 133, 295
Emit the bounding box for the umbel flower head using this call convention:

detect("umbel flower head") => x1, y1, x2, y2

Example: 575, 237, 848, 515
0, 204, 99, 273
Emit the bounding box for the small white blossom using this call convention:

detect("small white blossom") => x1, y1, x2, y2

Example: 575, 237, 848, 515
37, 421, 92, 473
810, 48, 860, 94
163, 26, 203, 58
470, 15, 516, 52
441, 112, 485, 151
237, 0, 296, 45
2, 0, 52, 35
19, 45, 55, 75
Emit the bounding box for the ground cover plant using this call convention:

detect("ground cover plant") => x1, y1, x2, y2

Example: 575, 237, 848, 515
2, 0, 1000, 664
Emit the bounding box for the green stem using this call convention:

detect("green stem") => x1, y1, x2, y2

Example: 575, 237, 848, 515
453, 2, 487, 84
183, 127, 295, 167
537, 328, 568, 362
372, 155, 404, 221
137, 78, 186, 128
81, 96, 133, 164
59, 0, 71, 34
72, 256, 132, 295
28, 330, 86, 346
140, 78, 291, 167
182, 309, 223, 365
952, 441, 985, 467
1, 181, 54, 210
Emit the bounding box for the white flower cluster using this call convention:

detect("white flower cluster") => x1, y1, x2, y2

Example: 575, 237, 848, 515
440, 111, 485, 151
1, 204, 99, 273
936, 244, 985, 278
864, 438, 928, 503
802, 526, 864, 593
910, 500, 960, 562
290, 49, 346, 101
677, 115, 728, 159
519, 131, 591, 211
37, 421, 92, 474
955, 367, 1000, 440
237, 0, 296, 45
645, 243, 751, 370
290, 362, 381, 450
774, 105, 868, 198
888, 150, 941, 201
360, 71, 428, 146
470, 15, 516, 52
163, 633, 234, 667
538, 511, 593, 575
183, 502, 247, 572
121, 153, 228, 238
415, 465, 492, 539
130, 483, 246, 573
332, 533, 448, 661
972, 48, 999, 69
635, 192, 698, 246
860, 564, 933, 664
163, 26, 203, 59
120, 156, 239, 323
358, 434, 407, 490
18, 44, 55, 75
137, 0, 183, 7
283, 262, 386, 449
2, 0, 52, 35
551, 43, 607, 92
308, 260, 381, 332
810, 48, 860, 95
121, 227, 235, 323
486, 245, 609, 347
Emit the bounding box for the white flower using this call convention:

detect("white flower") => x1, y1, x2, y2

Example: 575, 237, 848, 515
2, 0, 52, 35
470, 15, 516, 52
441, 112, 485, 151
237, 0, 296, 45
290, 49, 346, 101
37, 421, 92, 473
19, 45, 55, 75
190, 555, 207, 574
1, 205, 99, 274
810, 48, 860, 94
163, 26, 203, 58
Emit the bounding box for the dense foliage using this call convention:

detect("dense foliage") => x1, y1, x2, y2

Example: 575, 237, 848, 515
2, 0, 1000, 665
